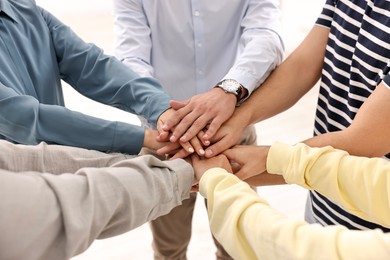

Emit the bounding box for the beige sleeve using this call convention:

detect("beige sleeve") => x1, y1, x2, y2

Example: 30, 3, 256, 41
0, 139, 132, 174
200, 169, 390, 260
0, 154, 193, 260
267, 142, 390, 228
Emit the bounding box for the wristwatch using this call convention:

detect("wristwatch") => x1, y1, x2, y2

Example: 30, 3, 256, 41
215, 79, 243, 102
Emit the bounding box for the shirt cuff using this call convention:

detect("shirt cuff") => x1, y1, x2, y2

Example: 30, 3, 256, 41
164, 159, 194, 200
266, 141, 295, 176
199, 167, 231, 198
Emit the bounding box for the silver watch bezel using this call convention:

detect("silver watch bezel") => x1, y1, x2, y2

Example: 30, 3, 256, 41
218, 79, 241, 95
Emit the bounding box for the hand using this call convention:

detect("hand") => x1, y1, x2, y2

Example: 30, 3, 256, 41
191, 154, 232, 182
156, 108, 174, 142
203, 113, 248, 158
222, 145, 270, 180
143, 129, 180, 151
162, 88, 237, 144
157, 108, 196, 155
157, 130, 208, 159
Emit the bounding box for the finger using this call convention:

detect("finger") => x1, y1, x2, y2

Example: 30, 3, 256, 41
179, 114, 212, 143
202, 116, 224, 142
162, 105, 192, 132
169, 111, 200, 142
170, 148, 192, 160
156, 142, 181, 155
204, 136, 235, 158
197, 130, 210, 147
190, 136, 205, 156
180, 140, 195, 154
156, 129, 170, 142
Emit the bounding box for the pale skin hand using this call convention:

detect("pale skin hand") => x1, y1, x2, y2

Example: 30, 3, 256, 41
162, 87, 237, 144
155, 108, 195, 157
156, 108, 207, 158
143, 128, 201, 159
143, 128, 175, 151
203, 106, 250, 157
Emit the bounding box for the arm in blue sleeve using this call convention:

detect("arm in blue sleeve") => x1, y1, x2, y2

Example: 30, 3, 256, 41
0, 84, 145, 153
39, 7, 171, 127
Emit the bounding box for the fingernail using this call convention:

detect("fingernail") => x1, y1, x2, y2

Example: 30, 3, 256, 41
180, 135, 187, 142
188, 147, 194, 153
204, 140, 210, 146
206, 150, 213, 156
162, 124, 168, 130
199, 149, 205, 155
170, 136, 176, 142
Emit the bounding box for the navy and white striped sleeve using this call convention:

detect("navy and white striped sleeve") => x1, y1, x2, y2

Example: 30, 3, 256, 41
315, 0, 336, 28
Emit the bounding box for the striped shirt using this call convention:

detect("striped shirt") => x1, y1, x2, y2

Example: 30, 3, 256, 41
312, 0, 390, 231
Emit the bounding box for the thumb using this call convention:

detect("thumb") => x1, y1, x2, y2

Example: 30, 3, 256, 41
222, 148, 240, 163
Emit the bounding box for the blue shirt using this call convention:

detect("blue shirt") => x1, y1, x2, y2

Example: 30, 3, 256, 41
113, 0, 284, 101
0, 0, 171, 154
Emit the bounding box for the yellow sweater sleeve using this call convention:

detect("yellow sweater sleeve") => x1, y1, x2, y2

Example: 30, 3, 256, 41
200, 168, 390, 260
267, 142, 390, 228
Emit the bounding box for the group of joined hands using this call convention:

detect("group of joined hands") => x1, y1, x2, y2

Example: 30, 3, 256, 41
142, 88, 274, 190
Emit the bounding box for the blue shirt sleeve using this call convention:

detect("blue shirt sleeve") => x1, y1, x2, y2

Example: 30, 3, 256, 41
0, 1, 170, 154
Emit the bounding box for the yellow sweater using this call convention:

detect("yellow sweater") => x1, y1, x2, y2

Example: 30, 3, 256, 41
199, 142, 390, 260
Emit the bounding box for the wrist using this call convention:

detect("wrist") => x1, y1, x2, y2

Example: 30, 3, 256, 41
143, 129, 157, 149
215, 79, 246, 104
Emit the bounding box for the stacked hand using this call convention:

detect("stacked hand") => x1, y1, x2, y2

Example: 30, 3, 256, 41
190, 153, 232, 191
155, 88, 246, 158
186, 144, 271, 191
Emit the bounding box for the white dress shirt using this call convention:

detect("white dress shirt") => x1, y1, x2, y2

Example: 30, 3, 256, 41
113, 0, 284, 101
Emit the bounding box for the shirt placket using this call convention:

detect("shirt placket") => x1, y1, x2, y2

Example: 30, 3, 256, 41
0, 14, 37, 96
191, 0, 207, 94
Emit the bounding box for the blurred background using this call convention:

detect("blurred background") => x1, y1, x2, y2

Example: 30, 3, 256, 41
34, 1, 325, 259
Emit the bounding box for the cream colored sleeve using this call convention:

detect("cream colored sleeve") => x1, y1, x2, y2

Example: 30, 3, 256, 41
0, 154, 193, 260
267, 142, 390, 228
200, 168, 390, 260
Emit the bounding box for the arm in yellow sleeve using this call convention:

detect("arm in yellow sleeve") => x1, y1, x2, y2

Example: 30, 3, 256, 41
268, 142, 390, 228
200, 168, 390, 260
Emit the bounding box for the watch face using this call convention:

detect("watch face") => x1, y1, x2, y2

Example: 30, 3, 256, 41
221, 79, 240, 94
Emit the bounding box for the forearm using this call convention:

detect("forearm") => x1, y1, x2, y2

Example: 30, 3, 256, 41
268, 142, 390, 228
245, 172, 286, 186
0, 156, 192, 260
43, 7, 170, 127
0, 140, 130, 174
304, 85, 390, 157
201, 168, 390, 260
235, 25, 327, 126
